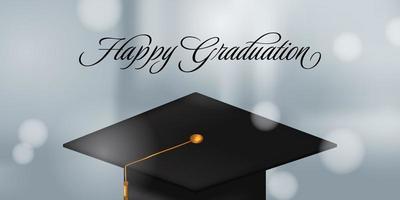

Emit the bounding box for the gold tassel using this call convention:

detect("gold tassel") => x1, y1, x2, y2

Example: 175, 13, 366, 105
123, 181, 129, 200
123, 134, 203, 200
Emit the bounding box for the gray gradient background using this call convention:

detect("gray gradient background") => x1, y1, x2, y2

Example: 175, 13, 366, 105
0, 0, 399, 199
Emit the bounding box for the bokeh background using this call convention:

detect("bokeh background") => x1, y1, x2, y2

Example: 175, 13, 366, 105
1, 0, 399, 199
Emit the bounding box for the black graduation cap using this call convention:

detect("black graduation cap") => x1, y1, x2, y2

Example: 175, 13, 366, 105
63, 92, 336, 200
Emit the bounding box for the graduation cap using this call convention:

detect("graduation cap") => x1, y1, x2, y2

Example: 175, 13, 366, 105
63, 92, 336, 200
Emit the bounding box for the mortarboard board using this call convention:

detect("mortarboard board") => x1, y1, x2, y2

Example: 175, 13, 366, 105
63, 92, 336, 200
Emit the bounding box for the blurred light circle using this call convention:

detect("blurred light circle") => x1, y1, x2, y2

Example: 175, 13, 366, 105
12, 143, 34, 165
386, 17, 400, 46
267, 171, 298, 200
321, 129, 365, 174
18, 119, 48, 148
333, 32, 362, 62
77, 0, 122, 32
251, 102, 281, 131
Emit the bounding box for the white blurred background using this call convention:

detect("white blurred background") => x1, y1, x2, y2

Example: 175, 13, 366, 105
0, 0, 399, 199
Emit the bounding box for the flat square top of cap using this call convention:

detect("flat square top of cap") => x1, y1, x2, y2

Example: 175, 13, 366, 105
64, 92, 336, 191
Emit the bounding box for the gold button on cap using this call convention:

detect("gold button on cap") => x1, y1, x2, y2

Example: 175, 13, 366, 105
190, 134, 204, 144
